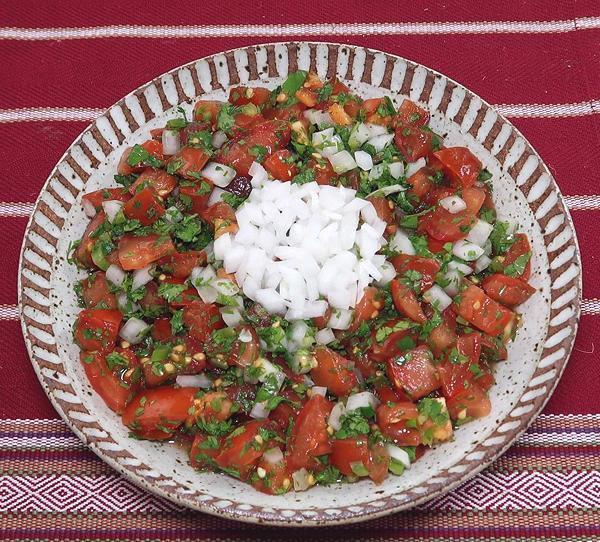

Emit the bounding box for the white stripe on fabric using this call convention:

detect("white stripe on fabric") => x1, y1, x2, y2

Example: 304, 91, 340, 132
582, 299, 600, 315
0, 202, 34, 217
563, 195, 600, 210
1, 18, 600, 41
0, 107, 104, 124
495, 100, 600, 118
0, 305, 19, 320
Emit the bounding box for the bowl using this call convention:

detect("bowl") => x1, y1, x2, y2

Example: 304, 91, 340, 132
18, 42, 581, 526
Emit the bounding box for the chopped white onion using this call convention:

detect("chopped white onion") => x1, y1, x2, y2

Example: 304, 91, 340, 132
292, 468, 311, 491
442, 269, 462, 297
250, 401, 269, 420
82, 198, 96, 218
328, 402, 346, 431
165, 206, 183, 223
328, 150, 357, 174
311, 386, 327, 397
386, 444, 412, 469
466, 219, 494, 247
474, 254, 492, 273
348, 123, 371, 150
304, 109, 332, 127
346, 391, 380, 413
354, 150, 374, 171
366, 133, 394, 153
263, 447, 284, 465
176, 373, 212, 388
453, 240, 485, 261
211, 130, 228, 149
423, 285, 453, 311
448, 260, 473, 275
439, 196, 467, 214
213, 233, 232, 262
208, 187, 226, 206
132, 266, 154, 290
119, 317, 149, 345
116, 292, 140, 313
201, 162, 237, 187
255, 358, 285, 388
404, 157, 427, 178
389, 229, 416, 255
105, 264, 127, 287
316, 327, 336, 345
190, 265, 218, 303
376, 261, 397, 286
219, 307, 242, 327
388, 161, 405, 179
364, 123, 389, 138
101, 200, 124, 223
162, 129, 180, 155
327, 308, 353, 330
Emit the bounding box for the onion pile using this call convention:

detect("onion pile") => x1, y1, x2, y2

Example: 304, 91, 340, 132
216, 166, 389, 320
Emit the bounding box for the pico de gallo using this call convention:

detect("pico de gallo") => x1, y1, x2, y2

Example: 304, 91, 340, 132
70, 70, 536, 494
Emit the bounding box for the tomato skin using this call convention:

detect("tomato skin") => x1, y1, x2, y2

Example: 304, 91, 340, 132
74, 309, 122, 351
80, 272, 118, 309
377, 402, 421, 446
391, 254, 440, 292
251, 455, 290, 495
118, 234, 176, 271
122, 187, 164, 226
122, 386, 199, 440
129, 168, 177, 197
80, 351, 133, 414
454, 284, 516, 337
406, 167, 434, 202
368, 196, 396, 235
179, 181, 213, 215
390, 279, 426, 324
229, 86, 271, 106
159, 250, 207, 279
386, 345, 440, 400
503, 233, 532, 280
215, 420, 270, 479
331, 437, 370, 477
307, 158, 337, 185
193, 100, 223, 124
117, 140, 164, 175
151, 318, 172, 342
189, 433, 222, 470
428, 320, 457, 358
395, 99, 429, 127
368, 319, 418, 362
482, 274, 535, 307
433, 147, 481, 188
394, 125, 433, 162
263, 149, 299, 181
74, 212, 106, 269
312, 347, 359, 397
182, 301, 224, 343
349, 287, 381, 332
169, 147, 210, 180
287, 395, 333, 471
227, 325, 260, 367
82, 188, 130, 212
446, 385, 491, 420
216, 120, 291, 176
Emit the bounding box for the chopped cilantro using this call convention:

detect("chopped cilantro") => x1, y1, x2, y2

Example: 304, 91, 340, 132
105, 352, 129, 371
292, 168, 315, 185
170, 309, 184, 335
157, 282, 187, 303
489, 221, 515, 255
281, 70, 308, 98
504, 252, 531, 277
376, 96, 396, 117
249, 144, 268, 163
335, 410, 371, 439
127, 144, 163, 168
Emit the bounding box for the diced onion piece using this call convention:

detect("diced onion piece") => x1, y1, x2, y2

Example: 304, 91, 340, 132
453, 240, 485, 261
442, 269, 462, 297
219, 307, 242, 327
354, 150, 373, 171
105, 264, 127, 287
249, 161, 268, 187
448, 260, 473, 275
388, 161, 405, 179
364, 123, 388, 138
328, 402, 346, 431
439, 196, 467, 214
201, 162, 236, 187
346, 391, 380, 413
327, 308, 353, 330
250, 401, 269, 420
165, 206, 183, 223
117, 292, 139, 313
474, 254, 492, 273
376, 261, 397, 286
404, 157, 426, 178
386, 444, 411, 469
176, 373, 212, 388
304, 109, 332, 127
292, 468, 311, 491
366, 133, 394, 153
311, 386, 327, 397
312, 127, 335, 147
119, 317, 149, 345
82, 198, 96, 218
132, 265, 154, 290
389, 229, 416, 255
328, 150, 357, 174
213, 233, 233, 262
348, 123, 371, 150
211, 130, 228, 149
213, 279, 239, 299
208, 186, 226, 206
423, 284, 453, 311
102, 200, 124, 223
316, 327, 336, 345
162, 129, 180, 155
255, 358, 285, 388
190, 265, 218, 303
263, 447, 284, 465
466, 219, 494, 247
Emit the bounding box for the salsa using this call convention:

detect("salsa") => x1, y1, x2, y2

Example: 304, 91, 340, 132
71, 70, 535, 494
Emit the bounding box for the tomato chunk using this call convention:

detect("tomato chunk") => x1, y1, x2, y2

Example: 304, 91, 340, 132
118, 234, 176, 270
386, 345, 440, 400
395, 99, 429, 127
169, 147, 210, 180
390, 279, 426, 323
432, 147, 481, 188
80, 272, 118, 309
129, 168, 177, 197
454, 284, 516, 337
503, 233, 532, 280
482, 274, 536, 307
215, 420, 270, 479
229, 86, 271, 106
263, 149, 299, 181
182, 301, 224, 342
391, 254, 440, 291
122, 187, 164, 225
82, 188, 130, 212
376, 402, 420, 446
394, 125, 433, 162
311, 347, 359, 397
74, 309, 122, 351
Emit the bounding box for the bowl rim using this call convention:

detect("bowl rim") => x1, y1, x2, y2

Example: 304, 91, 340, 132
18, 40, 582, 526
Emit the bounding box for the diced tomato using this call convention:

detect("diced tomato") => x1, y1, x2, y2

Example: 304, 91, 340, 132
169, 147, 210, 180
395, 99, 429, 127
226, 325, 260, 367
263, 149, 299, 181
117, 140, 164, 175
432, 147, 481, 188
406, 167, 434, 202
295, 88, 318, 107
151, 318, 172, 342
189, 433, 222, 470
368, 196, 396, 234
503, 233, 532, 280
263, 103, 307, 122
74, 309, 122, 351
307, 158, 337, 185
454, 284, 516, 337
390, 279, 426, 323
159, 250, 206, 279
122, 386, 198, 440
200, 201, 238, 237
122, 187, 164, 226
179, 181, 213, 215
138, 281, 167, 314
462, 186, 487, 215
367, 442, 390, 484
216, 120, 291, 176
229, 86, 271, 106
446, 385, 491, 420
368, 319, 418, 362
80, 351, 133, 414
313, 304, 332, 330
183, 301, 224, 343
482, 274, 536, 307
376, 401, 420, 446
394, 125, 433, 162
269, 388, 302, 430
286, 395, 333, 471
428, 319, 457, 358
391, 254, 440, 291
349, 287, 382, 332
186, 391, 235, 427
194, 100, 223, 124
330, 437, 370, 477
386, 345, 440, 400
118, 234, 175, 271
427, 237, 448, 254
82, 188, 130, 212
129, 168, 178, 197
74, 212, 106, 269
419, 205, 475, 242
251, 454, 290, 495
80, 272, 118, 309
161, 277, 199, 308
215, 420, 270, 479
328, 103, 352, 125
311, 347, 359, 397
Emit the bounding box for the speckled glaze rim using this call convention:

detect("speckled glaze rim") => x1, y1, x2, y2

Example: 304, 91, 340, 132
18, 42, 581, 526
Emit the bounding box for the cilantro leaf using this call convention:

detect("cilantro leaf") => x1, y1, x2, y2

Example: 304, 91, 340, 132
281, 70, 308, 97
127, 144, 163, 168
157, 282, 187, 303
504, 252, 531, 277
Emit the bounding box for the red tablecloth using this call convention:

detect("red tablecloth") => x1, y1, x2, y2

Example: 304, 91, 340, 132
1, 1, 599, 539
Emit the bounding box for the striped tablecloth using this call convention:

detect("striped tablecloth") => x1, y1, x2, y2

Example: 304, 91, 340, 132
1, 1, 599, 540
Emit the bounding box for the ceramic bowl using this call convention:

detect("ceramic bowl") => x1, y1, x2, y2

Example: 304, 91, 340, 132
18, 42, 581, 526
